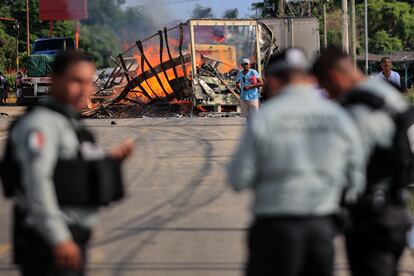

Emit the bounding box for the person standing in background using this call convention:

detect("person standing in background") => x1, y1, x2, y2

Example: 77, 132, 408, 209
0, 72, 8, 105
236, 58, 263, 117
376, 57, 401, 89
15, 72, 23, 105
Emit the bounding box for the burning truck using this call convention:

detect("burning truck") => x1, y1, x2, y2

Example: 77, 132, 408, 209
83, 19, 284, 116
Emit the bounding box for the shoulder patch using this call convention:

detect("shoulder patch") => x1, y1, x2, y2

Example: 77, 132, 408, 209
27, 130, 45, 153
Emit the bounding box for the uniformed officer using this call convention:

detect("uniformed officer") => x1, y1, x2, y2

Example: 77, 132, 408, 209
312, 47, 412, 276
8, 51, 134, 276
228, 48, 365, 276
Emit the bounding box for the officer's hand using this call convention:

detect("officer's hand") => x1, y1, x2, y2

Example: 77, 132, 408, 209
244, 85, 251, 90
53, 240, 82, 271
111, 138, 135, 161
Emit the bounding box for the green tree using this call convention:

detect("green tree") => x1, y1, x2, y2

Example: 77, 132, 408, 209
252, 0, 414, 55
223, 9, 239, 19
0, 27, 16, 73
191, 4, 215, 18
0, 0, 160, 70
369, 31, 403, 54
354, 0, 414, 53
79, 25, 120, 68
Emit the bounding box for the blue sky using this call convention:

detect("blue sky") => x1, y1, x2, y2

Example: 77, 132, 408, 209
125, 0, 257, 23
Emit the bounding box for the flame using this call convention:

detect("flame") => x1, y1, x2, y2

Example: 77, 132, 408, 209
128, 28, 237, 101
196, 44, 237, 73
131, 38, 190, 99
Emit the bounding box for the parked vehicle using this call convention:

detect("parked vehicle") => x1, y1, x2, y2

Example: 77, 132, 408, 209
20, 37, 75, 104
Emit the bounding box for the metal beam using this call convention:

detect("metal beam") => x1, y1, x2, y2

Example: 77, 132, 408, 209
187, 19, 258, 26
0, 17, 15, 21
189, 20, 197, 80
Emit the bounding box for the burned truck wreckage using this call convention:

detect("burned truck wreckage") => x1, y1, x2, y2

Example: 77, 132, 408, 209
84, 19, 279, 117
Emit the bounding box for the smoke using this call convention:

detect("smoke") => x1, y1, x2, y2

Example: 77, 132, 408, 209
123, 0, 185, 27
81, 0, 184, 53
116, 0, 190, 48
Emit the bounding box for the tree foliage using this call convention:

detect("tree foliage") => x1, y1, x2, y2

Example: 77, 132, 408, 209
223, 9, 239, 19
0, 0, 159, 70
191, 4, 215, 19
252, 0, 414, 55
0, 27, 16, 73
357, 0, 414, 54
369, 31, 403, 54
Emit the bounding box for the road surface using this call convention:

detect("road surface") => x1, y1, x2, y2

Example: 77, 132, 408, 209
0, 116, 413, 275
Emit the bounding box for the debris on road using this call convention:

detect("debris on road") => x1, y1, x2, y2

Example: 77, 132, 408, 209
83, 19, 279, 118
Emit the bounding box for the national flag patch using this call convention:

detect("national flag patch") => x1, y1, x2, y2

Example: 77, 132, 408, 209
28, 131, 45, 153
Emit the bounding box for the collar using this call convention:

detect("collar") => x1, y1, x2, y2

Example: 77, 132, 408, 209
278, 84, 317, 96
39, 97, 81, 120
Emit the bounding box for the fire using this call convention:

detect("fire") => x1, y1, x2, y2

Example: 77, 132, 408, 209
127, 26, 238, 102
132, 38, 190, 100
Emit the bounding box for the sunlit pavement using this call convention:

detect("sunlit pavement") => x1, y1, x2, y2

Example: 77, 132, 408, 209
0, 117, 413, 276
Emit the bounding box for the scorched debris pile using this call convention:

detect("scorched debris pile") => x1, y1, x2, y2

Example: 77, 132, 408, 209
83, 19, 278, 117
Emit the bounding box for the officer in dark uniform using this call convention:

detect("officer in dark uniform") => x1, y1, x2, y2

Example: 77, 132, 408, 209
2, 51, 134, 276
313, 47, 412, 276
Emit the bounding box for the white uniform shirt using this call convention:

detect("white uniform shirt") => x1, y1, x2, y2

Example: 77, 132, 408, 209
376, 71, 401, 87
12, 101, 99, 245
227, 84, 365, 217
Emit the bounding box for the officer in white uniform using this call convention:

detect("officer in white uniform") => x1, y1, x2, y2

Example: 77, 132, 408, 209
228, 49, 365, 276
8, 51, 134, 276
313, 47, 412, 276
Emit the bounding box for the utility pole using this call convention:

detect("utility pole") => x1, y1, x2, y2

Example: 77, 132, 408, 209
350, 0, 357, 65
13, 21, 20, 71
342, 0, 349, 53
26, 0, 30, 55
323, 1, 327, 49
278, 0, 285, 17
75, 21, 80, 49
364, 0, 369, 74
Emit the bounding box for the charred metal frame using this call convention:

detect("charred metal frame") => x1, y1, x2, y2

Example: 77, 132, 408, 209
187, 19, 263, 79
84, 19, 273, 116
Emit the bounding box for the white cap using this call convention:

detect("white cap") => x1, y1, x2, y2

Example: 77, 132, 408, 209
266, 48, 309, 75
241, 58, 251, 65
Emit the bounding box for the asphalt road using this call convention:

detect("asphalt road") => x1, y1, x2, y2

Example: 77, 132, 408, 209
0, 115, 413, 276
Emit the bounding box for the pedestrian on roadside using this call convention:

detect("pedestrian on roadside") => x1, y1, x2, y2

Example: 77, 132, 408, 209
228, 48, 365, 276
1, 50, 135, 276
235, 58, 263, 117
15, 72, 23, 105
313, 47, 413, 276
376, 57, 401, 89
0, 71, 8, 105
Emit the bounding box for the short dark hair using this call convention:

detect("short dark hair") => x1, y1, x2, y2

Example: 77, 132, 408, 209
51, 50, 94, 76
380, 56, 391, 63
312, 46, 349, 82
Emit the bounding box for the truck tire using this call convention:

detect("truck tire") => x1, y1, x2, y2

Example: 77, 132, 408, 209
19, 87, 36, 106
